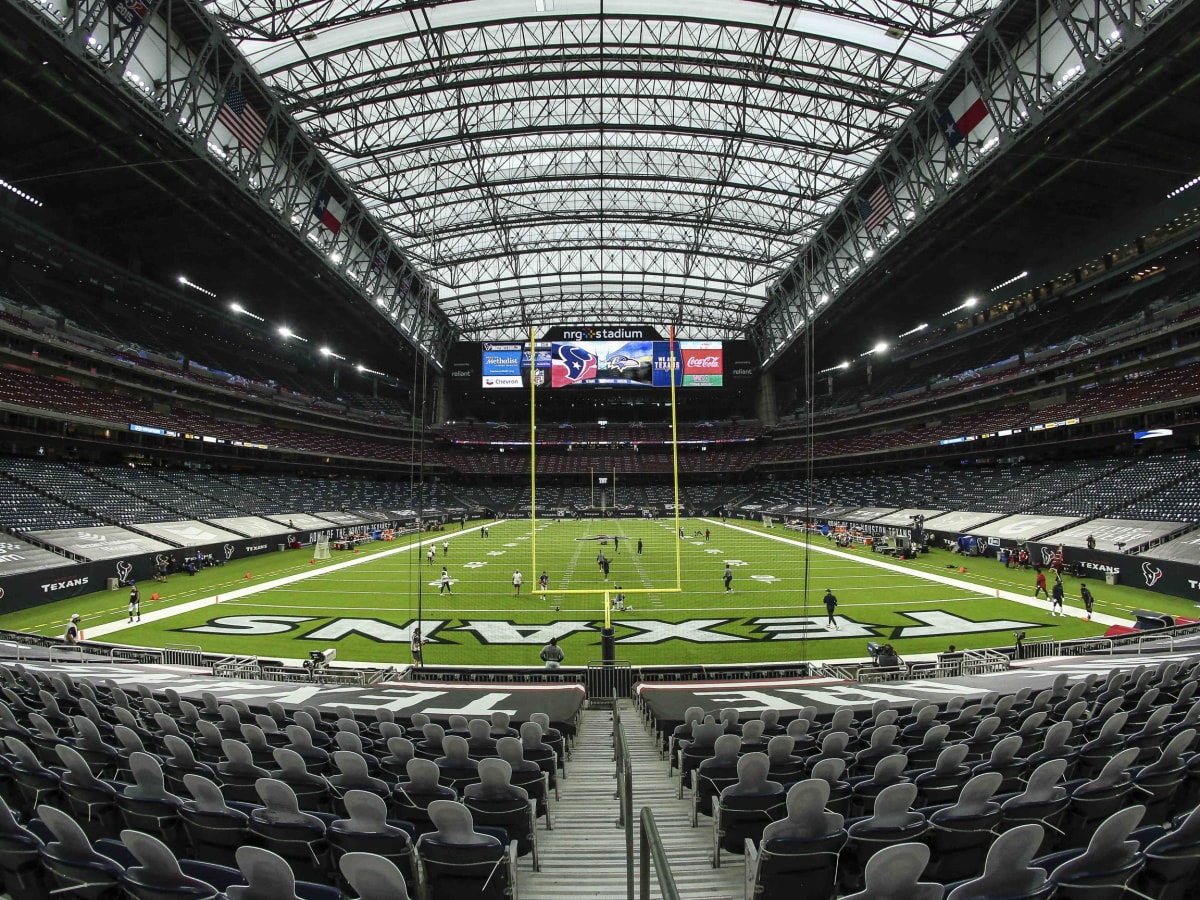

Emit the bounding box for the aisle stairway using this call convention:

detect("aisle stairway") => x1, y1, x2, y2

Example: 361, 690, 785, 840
519, 700, 745, 900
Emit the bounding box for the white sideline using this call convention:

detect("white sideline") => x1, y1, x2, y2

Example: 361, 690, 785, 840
87, 523, 493, 640
705, 518, 1127, 628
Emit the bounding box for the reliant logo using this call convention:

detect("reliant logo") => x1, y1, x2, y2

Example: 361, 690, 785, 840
41, 576, 89, 593
561, 328, 648, 341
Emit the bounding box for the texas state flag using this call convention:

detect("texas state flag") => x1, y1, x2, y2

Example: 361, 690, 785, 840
551, 343, 598, 387
312, 192, 345, 235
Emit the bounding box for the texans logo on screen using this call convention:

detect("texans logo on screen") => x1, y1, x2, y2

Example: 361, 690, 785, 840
552, 344, 597, 387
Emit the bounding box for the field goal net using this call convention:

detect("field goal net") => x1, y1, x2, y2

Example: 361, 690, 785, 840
313, 535, 331, 560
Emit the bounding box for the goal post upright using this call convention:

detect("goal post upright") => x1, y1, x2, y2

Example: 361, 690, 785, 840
670, 324, 682, 592
529, 325, 537, 580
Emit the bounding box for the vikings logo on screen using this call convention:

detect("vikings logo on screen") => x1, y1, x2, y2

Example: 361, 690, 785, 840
552, 344, 598, 387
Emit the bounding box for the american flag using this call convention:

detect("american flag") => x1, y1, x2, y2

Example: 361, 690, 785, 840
863, 183, 894, 230
218, 88, 267, 149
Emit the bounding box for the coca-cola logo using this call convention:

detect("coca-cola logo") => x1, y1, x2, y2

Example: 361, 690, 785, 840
688, 355, 721, 369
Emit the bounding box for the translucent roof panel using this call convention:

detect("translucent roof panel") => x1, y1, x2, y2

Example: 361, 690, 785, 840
210, 0, 997, 340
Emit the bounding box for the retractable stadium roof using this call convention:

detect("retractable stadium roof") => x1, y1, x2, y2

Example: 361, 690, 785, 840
208, 0, 993, 341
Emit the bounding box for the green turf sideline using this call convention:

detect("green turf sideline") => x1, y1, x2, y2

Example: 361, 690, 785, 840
702, 518, 1126, 628
84, 523, 493, 641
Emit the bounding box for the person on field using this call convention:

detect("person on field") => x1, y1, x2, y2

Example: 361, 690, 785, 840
1033, 567, 1049, 599
439, 566, 453, 595
411, 628, 425, 667
1080, 582, 1095, 620
824, 589, 838, 629
128, 582, 141, 623
540, 637, 564, 668
723, 564, 733, 593
512, 569, 523, 595
64, 613, 82, 644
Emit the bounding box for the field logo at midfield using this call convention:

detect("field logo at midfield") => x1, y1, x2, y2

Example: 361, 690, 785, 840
178, 610, 1038, 645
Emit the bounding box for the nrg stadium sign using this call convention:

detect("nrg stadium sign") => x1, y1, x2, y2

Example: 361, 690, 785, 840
541, 325, 663, 342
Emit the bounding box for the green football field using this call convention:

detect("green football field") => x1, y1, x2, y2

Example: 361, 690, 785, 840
5, 517, 1196, 668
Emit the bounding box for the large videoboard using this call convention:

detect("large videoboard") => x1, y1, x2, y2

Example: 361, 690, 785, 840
480, 339, 724, 389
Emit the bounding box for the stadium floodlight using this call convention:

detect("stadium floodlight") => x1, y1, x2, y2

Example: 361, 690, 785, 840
0, 177, 43, 208
1167, 174, 1200, 199
229, 301, 264, 322
178, 276, 216, 298
818, 360, 850, 374
898, 323, 927, 339
943, 296, 978, 316
277, 326, 307, 342
990, 271, 1029, 292
320, 347, 346, 360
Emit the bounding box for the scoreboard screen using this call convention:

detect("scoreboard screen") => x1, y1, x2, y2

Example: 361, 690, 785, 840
480, 339, 724, 389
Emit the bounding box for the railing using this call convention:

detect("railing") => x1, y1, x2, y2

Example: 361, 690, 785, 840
211, 655, 261, 679
1016, 639, 1061, 660
48, 644, 88, 663
815, 662, 860, 680
961, 648, 1010, 674
364, 666, 401, 684
587, 660, 634, 704
857, 665, 918, 683
614, 693, 634, 900
257, 665, 391, 685
162, 644, 205, 667
1057, 638, 1115, 656
639, 807, 680, 900
110, 647, 166, 665
1136, 632, 1176, 654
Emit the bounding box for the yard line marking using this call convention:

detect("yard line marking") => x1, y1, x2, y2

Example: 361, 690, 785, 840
703, 519, 1126, 628
86, 524, 493, 640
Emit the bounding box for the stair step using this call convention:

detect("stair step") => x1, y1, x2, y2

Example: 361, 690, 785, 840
517, 700, 743, 900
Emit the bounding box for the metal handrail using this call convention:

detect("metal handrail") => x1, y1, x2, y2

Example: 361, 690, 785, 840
639, 807, 680, 900
613, 692, 634, 900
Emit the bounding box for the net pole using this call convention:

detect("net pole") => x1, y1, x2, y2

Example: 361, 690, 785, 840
669, 324, 681, 591
529, 325, 537, 580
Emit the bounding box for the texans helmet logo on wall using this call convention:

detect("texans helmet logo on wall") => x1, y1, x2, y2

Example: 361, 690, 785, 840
552, 343, 598, 387
1142, 562, 1164, 587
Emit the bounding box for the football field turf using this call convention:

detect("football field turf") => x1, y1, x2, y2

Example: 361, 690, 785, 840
4, 518, 1192, 668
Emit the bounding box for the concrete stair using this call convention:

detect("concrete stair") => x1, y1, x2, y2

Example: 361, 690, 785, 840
517, 700, 744, 899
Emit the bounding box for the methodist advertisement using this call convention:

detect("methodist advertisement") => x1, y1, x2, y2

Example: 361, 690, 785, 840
481, 343, 524, 388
